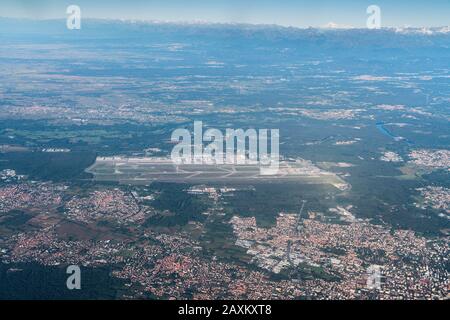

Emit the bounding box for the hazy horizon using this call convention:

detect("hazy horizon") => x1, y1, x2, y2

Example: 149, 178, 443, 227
1, 16, 449, 31
1, 0, 449, 28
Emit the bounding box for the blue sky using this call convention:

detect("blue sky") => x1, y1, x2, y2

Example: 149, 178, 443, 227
1, 0, 449, 27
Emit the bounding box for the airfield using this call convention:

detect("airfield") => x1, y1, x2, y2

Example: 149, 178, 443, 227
86, 156, 350, 189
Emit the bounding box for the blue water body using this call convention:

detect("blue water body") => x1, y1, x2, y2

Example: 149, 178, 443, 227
376, 122, 414, 144
376, 122, 396, 139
